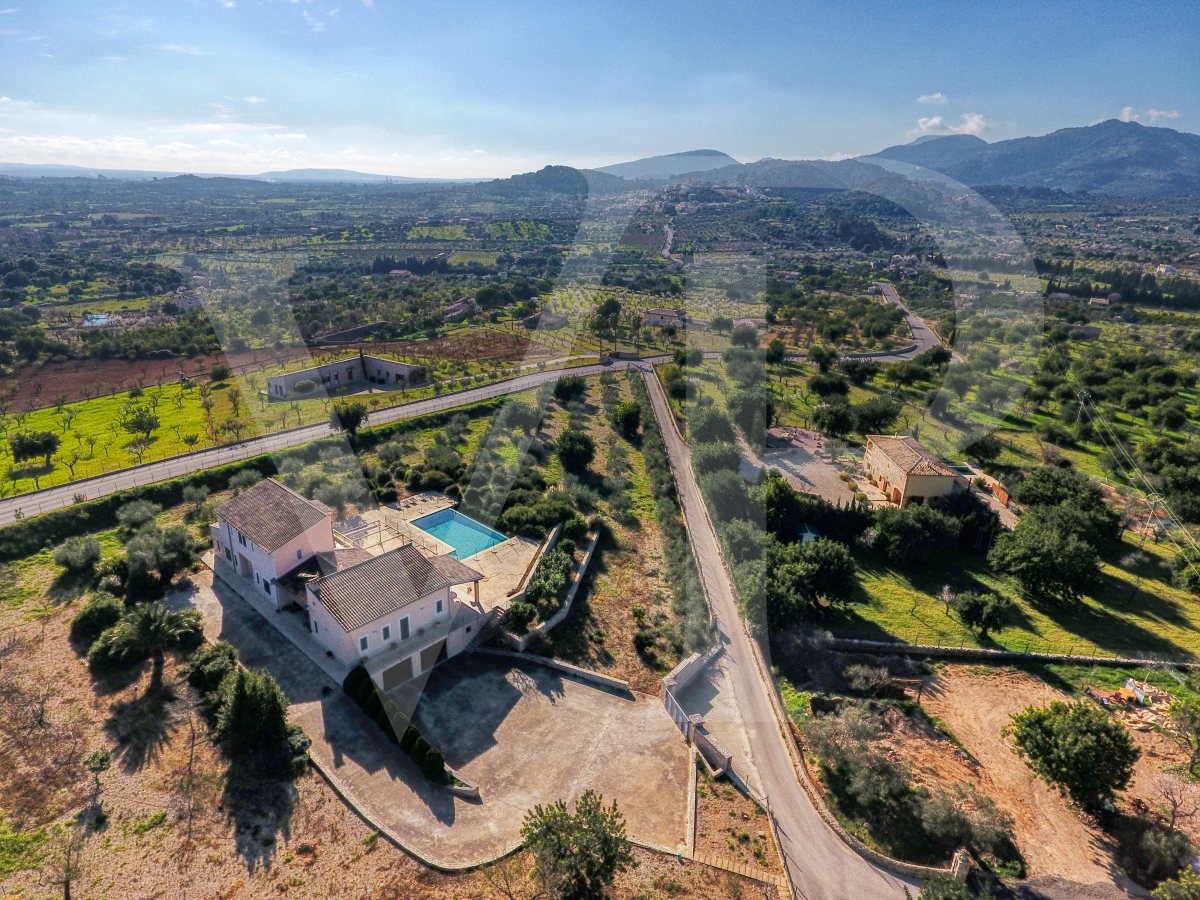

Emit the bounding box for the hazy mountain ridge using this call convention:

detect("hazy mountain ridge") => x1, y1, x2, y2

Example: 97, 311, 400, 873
595, 149, 739, 180
870, 121, 1200, 197
5, 120, 1200, 198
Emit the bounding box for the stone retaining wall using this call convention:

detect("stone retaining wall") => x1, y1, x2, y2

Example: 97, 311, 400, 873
476, 646, 631, 695
830, 637, 1200, 670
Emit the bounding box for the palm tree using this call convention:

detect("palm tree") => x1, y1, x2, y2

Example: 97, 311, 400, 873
108, 601, 192, 694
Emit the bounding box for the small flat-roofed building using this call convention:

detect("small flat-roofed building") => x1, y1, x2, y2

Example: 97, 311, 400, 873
212, 478, 336, 607
305, 544, 482, 675
265, 352, 421, 400
864, 434, 961, 508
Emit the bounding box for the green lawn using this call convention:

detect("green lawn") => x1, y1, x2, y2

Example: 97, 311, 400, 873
826, 537, 1200, 662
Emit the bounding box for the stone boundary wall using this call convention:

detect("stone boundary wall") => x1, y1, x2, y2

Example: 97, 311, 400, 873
830, 637, 1200, 670
509, 529, 599, 652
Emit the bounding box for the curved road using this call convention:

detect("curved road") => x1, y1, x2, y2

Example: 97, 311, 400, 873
0, 358, 667, 527
639, 363, 913, 900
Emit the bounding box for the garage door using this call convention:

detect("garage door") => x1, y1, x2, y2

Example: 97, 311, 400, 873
381, 656, 414, 691
419, 641, 444, 673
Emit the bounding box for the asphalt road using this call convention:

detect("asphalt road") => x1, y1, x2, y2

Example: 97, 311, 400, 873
638, 363, 913, 900
873, 280, 943, 358
0, 358, 666, 527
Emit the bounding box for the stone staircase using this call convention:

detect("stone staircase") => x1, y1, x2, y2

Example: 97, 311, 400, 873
692, 851, 788, 887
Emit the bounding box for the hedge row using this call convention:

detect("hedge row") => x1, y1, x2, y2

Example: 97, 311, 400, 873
0, 396, 508, 563
629, 373, 710, 652
342, 665, 448, 784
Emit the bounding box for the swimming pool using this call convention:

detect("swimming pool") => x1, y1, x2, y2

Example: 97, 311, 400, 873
412, 508, 507, 560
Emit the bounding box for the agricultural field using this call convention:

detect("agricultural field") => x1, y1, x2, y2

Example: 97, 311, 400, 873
828, 536, 1200, 661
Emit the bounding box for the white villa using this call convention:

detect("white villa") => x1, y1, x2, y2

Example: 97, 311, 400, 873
212, 478, 488, 684
211, 478, 335, 605
265, 350, 423, 400
306, 545, 482, 682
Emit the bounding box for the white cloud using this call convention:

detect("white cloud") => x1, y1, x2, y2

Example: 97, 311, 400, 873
159, 43, 208, 56
907, 112, 988, 138
1120, 105, 1181, 124
243, 96, 267, 105
918, 92, 948, 105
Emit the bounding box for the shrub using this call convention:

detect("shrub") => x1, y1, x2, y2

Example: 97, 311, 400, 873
186, 641, 238, 695
399, 725, 420, 754
508, 600, 537, 633
116, 500, 161, 531
70, 593, 123, 648
421, 747, 447, 783
561, 515, 589, 544
87, 626, 137, 674
410, 736, 430, 767
54, 535, 103, 573
214, 667, 291, 757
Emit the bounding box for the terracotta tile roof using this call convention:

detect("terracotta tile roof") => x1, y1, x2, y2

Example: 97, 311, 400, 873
867, 435, 956, 478
215, 478, 332, 552
428, 554, 485, 586
311, 545, 481, 632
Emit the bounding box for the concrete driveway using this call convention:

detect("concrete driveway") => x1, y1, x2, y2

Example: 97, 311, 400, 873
176, 573, 690, 867
415, 654, 691, 854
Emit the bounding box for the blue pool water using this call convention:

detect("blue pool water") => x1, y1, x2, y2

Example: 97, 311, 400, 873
412, 508, 507, 560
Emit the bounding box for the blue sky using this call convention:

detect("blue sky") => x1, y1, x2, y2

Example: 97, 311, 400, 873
0, 0, 1197, 177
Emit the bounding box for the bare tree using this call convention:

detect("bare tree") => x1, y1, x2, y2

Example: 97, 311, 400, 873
43, 817, 87, 900
478, 853, 544, 900
1153, 773, 1200, 829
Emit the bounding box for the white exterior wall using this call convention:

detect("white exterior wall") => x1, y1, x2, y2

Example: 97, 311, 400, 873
306, 582, 468, 668
213, 516, 333, 610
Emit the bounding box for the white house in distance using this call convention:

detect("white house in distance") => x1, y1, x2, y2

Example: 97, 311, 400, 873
212, 478, 487, 686
265, 350, 422, 400
211, 478, 335, 606
640, 308, 688, 329
305, 545, 482, 682
864, 434, 962, 508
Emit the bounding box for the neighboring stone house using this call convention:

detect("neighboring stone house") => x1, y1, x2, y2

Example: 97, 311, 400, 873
265, 350, 421, 400
864, 434, 961, 508
211, 478, 336, 607
523, 309, 569, 330
441, 298, 479, 323
305, 545, 482, 677
640, 308, 688, 329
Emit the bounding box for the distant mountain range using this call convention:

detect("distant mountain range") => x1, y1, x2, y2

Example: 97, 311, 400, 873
0, 162, 466, 184
594, 149, 738, 180
470, 122, 1200, 199
4, 120, 1200, 198
866, 120, 1200, 197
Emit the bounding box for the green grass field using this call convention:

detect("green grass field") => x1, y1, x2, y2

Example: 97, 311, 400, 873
406, 224, 469, 240
826, 536, 1200, 662
0, 353, 597, 498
